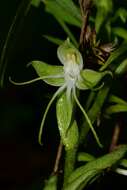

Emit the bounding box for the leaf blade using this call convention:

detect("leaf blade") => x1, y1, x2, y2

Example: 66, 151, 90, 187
64, 145, 127, 190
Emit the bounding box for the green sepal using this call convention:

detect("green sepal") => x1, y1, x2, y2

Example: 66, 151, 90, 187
31, 61, 65, 86
77, 69, 112, 90
56, 91, 79, 150
57, 38, 83, 68
43, 175, 57, 190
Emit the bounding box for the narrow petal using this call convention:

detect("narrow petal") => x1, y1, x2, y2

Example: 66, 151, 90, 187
9, 75, 64, 86
73, 87, 102, 148
38, 84, 66, 145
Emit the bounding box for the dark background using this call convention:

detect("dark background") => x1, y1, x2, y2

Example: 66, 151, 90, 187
0, 0, 127, 189
0, 1, 63, 189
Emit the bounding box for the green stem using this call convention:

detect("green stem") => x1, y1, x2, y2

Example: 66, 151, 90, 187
85, 91, 96, 111
63, 147, 77, 188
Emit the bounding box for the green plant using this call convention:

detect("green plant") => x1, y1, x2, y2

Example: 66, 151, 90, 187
3, 0, 127, 189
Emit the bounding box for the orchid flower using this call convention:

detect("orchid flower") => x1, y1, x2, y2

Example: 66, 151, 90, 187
10, 38, 112, 149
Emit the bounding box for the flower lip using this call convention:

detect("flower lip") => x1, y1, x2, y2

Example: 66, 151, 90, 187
63, 52, 83, 88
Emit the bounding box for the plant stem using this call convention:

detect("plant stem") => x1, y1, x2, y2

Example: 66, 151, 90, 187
85, 91, 96, 111
109, 122, 120, 152
79, 0, 92, 47
53, 141, 63, 174
79, 83, 111, 144
63, 147, 77, 187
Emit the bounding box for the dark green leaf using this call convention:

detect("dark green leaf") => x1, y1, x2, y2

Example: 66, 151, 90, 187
105, 104, 127, 115
108, 94, 127, 105
43, 0, 81, 27
64, 145, 127, 190
0, 0, 34, 87
112, 8, 127, 23
115, 58, 127, 75
95, 0, 113, 33
113, 27, 127, 40
55, 18, 78, 47
77, 152, 95, 162
31, 0, 41, 7
119, 159, 127, 168
43, 35, 64, 45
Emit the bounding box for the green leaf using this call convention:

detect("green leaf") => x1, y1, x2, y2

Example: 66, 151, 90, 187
64, 170, 99, 190
31, 61, 65, 86
55, 0, 81, 23
108, 94, 127, 105
42, 0, 79, 47
43, 0, 81, 27
77, 152, 95, 162
31, 0, 41, 7
43, 175, 57, 190
95, 0, 113, 13
77, 70, 112, 90
0, 0, 34, 87
119, 159, 127, 168
113, 27, 127, 40
105, 104, 127, 115
95, 0, 113, 33
115, 58, 127, 76
64, 145, 127, 190
55, 18, 78, 47
112, 8, 127, 23
43, 35, 64, 45
56, 91, 79, 150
